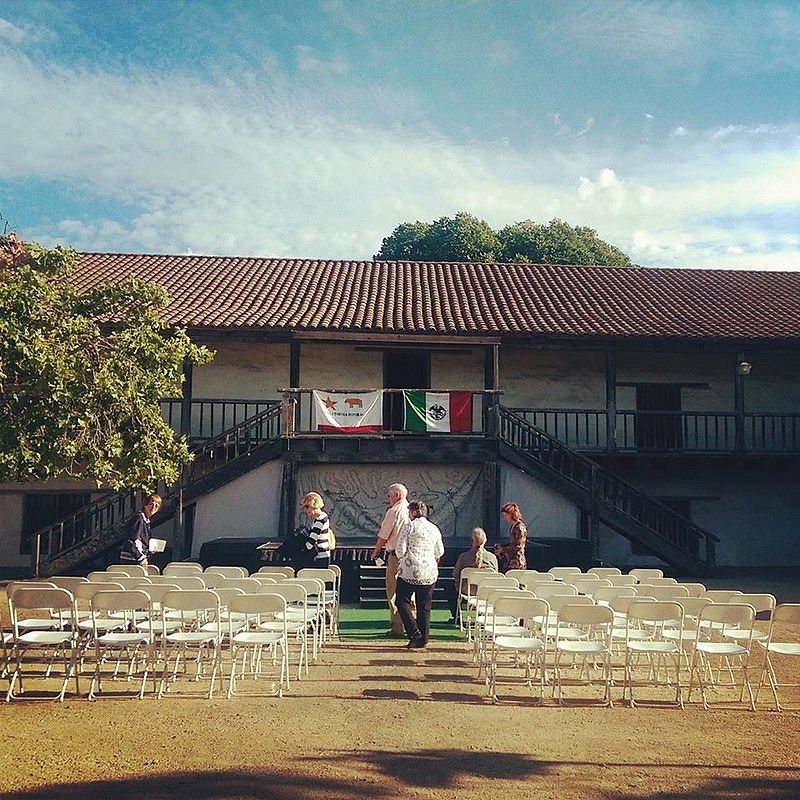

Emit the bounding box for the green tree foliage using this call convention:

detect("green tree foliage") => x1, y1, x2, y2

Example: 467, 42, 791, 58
375, 213, 632, 267
0, 233, 213, 489
376, 213, 499, 262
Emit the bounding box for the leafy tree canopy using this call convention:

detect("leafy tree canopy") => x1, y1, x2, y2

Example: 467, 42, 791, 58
375, 213, 632, 267
0, 233, 213, 489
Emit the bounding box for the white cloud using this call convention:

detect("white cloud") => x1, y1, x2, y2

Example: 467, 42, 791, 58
0, 18, 25, 43
1, 49, 799, 270
295, 45, 348, 74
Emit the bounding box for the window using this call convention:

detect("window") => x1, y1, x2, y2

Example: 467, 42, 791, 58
21, 493, 90, 555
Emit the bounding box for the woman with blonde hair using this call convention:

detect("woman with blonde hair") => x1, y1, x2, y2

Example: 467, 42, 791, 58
447, 527, 498, 623
494, 501, 527, 572
301, 491, 331, 567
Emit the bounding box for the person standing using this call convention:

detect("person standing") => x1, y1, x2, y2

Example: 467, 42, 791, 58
301, 491, 331, 567
494, 501, 528, 572
371, 482, 410, 637
395, 500, 444, 649
119, 493, 162, 567
446, 527, 498, 623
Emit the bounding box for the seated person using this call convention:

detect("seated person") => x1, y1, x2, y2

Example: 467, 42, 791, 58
446, 527, 498, 624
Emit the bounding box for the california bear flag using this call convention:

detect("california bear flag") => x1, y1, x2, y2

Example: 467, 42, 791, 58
402, 391, 472, 433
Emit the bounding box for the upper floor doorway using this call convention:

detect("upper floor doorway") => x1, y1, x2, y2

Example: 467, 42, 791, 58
384, 350, 431, 431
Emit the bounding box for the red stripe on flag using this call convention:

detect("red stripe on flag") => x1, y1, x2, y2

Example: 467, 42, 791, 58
448, 392, 472, 432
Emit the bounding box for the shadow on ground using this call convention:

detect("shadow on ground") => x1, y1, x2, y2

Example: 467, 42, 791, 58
2, 749, 799, 800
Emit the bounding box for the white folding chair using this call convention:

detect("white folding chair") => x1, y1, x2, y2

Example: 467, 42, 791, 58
594, 586, 637, 607
573, 578, 612, 599
158, 589, 224, 699
646, 577, 679, 586
688, 603, 756, 710
554, 603, 614, 706
488, 596, 549, 704
6, 587, 81, 702
162, 562, 204, 577
285, 577, 326, 654
677, 583, 706, 598
107, 564, 148, 577
647, 585, 690, 601
755, 604, 800, 711
205, 566, 248, 579
298, 568, 340, 638
87, 589, 154, 700
227, 593, 289, 698
258, 584, 311, 680
607, 575, 638, 588
548, 567, 582, 581
629, 568, 664, 582
622, 600, 684, 709
256, 566, 295, 578
456, 567, 486, 631
588, 567, 622, 578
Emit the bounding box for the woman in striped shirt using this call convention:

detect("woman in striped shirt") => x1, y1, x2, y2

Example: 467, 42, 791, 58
302, 491, 331, 567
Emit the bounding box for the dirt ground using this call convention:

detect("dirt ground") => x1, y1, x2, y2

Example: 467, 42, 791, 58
1, 576, 799, 800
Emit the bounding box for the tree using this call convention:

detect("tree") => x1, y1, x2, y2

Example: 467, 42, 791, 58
375, 213, 632, 267
0, 233, 213, 489
376, 213, 499, 262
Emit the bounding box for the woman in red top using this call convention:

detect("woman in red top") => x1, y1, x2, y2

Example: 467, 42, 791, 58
494, 501, 527, 571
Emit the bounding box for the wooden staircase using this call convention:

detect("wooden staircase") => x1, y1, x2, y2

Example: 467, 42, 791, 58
32, 402, 284, 577
497, 406, 718, 576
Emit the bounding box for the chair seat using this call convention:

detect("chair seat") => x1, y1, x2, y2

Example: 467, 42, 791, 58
725, 629, 768, 641
232, 631, 285, 646
696, 642, 748, 656
17, 630, 74, 646
78, 618, 126, 633
764, 642, 800, 656
166, 632, 219, 645
16, 618, 62, 631
557, 641, 608, 654
97, 631, 150, 646
137, 619, 182, 634
627, 640, 679, 654
494, 635, 544, 651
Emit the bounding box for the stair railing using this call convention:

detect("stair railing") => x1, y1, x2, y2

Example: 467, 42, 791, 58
498, 405, 718, 571
31, 401, 283, 576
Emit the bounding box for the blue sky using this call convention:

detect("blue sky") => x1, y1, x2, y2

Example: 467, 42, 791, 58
1, 0, 799, 269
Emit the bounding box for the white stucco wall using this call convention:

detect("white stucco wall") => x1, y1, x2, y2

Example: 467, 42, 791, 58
191, 461, 284, 559
192, 341, 289, 399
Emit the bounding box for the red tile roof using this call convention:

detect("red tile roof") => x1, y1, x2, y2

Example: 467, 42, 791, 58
74, 253, 800, 342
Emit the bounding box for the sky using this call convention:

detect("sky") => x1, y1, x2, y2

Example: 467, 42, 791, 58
0, 0, 799, 270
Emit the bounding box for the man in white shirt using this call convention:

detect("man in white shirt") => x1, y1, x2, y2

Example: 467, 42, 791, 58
395, 499, 445, 649
371, 482, 410, 637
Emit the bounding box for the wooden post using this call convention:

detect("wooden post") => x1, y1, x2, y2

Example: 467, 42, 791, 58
589, 463, 600, 560
734, 351, 746, 454
180, 359, 193, 439
605, 349, 617, 454
279, 460, 298, 539
483, 461, 499, 541
289, 341, 301, 432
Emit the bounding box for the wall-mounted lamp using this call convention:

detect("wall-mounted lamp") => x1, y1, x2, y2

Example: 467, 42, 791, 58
736, 361, 752, 376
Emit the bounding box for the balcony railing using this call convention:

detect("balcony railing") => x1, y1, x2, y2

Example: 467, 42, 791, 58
506, 408, 800, 454
161, 398, 278, 442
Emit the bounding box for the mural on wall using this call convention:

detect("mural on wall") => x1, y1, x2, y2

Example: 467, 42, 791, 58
296, 464, 484, 542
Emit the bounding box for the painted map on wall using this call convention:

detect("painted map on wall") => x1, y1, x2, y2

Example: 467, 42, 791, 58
296, 464, 484, 542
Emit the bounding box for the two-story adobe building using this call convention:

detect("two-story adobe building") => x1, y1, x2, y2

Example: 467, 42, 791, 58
2, 255, 798, 578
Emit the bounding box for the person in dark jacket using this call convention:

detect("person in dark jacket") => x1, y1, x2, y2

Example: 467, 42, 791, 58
119, 493, 162, 567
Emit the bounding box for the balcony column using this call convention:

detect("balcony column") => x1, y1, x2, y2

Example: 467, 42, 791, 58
484, 344, 499, 436
289, 340, 301, 432
179, 359, 194, 439
734, 351, 746, 453
605, 349, 617, 454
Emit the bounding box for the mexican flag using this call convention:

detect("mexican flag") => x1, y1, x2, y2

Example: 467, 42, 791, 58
403, 391, 473, 433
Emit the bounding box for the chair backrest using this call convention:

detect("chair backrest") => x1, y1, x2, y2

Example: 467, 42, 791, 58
594, 586, 637, 604
107, 564, 148, 577
200, 573, 232, 588
87, 571, 118, 582
563, 573, 599, 586
607, 594, 648, 615
646, 577, 679, 586
459, 567, 492, 595
91, 589, 151, 615
647, 585, 690, 601
628, 599, 684, 625
47, 576, 89, 594
229, 592, 286, 617
629, 568, 664, 582
607, 575, 638, 587
547, 594, 593, 614
286, 577, 325, 597
574, 578, 612, 597
678, 597, 713, 619
74, 581, 125, 602
505, 569, 540, 583
161, 589, 220, 613
548, 566, 582, 580
260, 584, 307, 607
557, 602, 612, 626
204, 566, 248, 579
587, 566, 622, 577
150, 575, 206, 590
737, 593, 777, 614
7, 580, 57, 600
252, 576, 278, 586
10, 586, 73, 612
219, 578, 263, 594
256, 566, 295, 578
492, 595, 549, 627
699, 602, 756, 627
214, 586, 247, 607
702, 589, 744, 603
109, 576, 153, 590
535, 583, 578, 600
134, 582, 180, 603
678, 582, 706, 597
770, 603, 800, 626
162, 562, 203, 577
298, 568, 337, 588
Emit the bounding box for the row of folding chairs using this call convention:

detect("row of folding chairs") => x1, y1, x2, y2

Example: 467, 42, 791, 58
2, 575, 334, 702
465, 578, 800, 710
